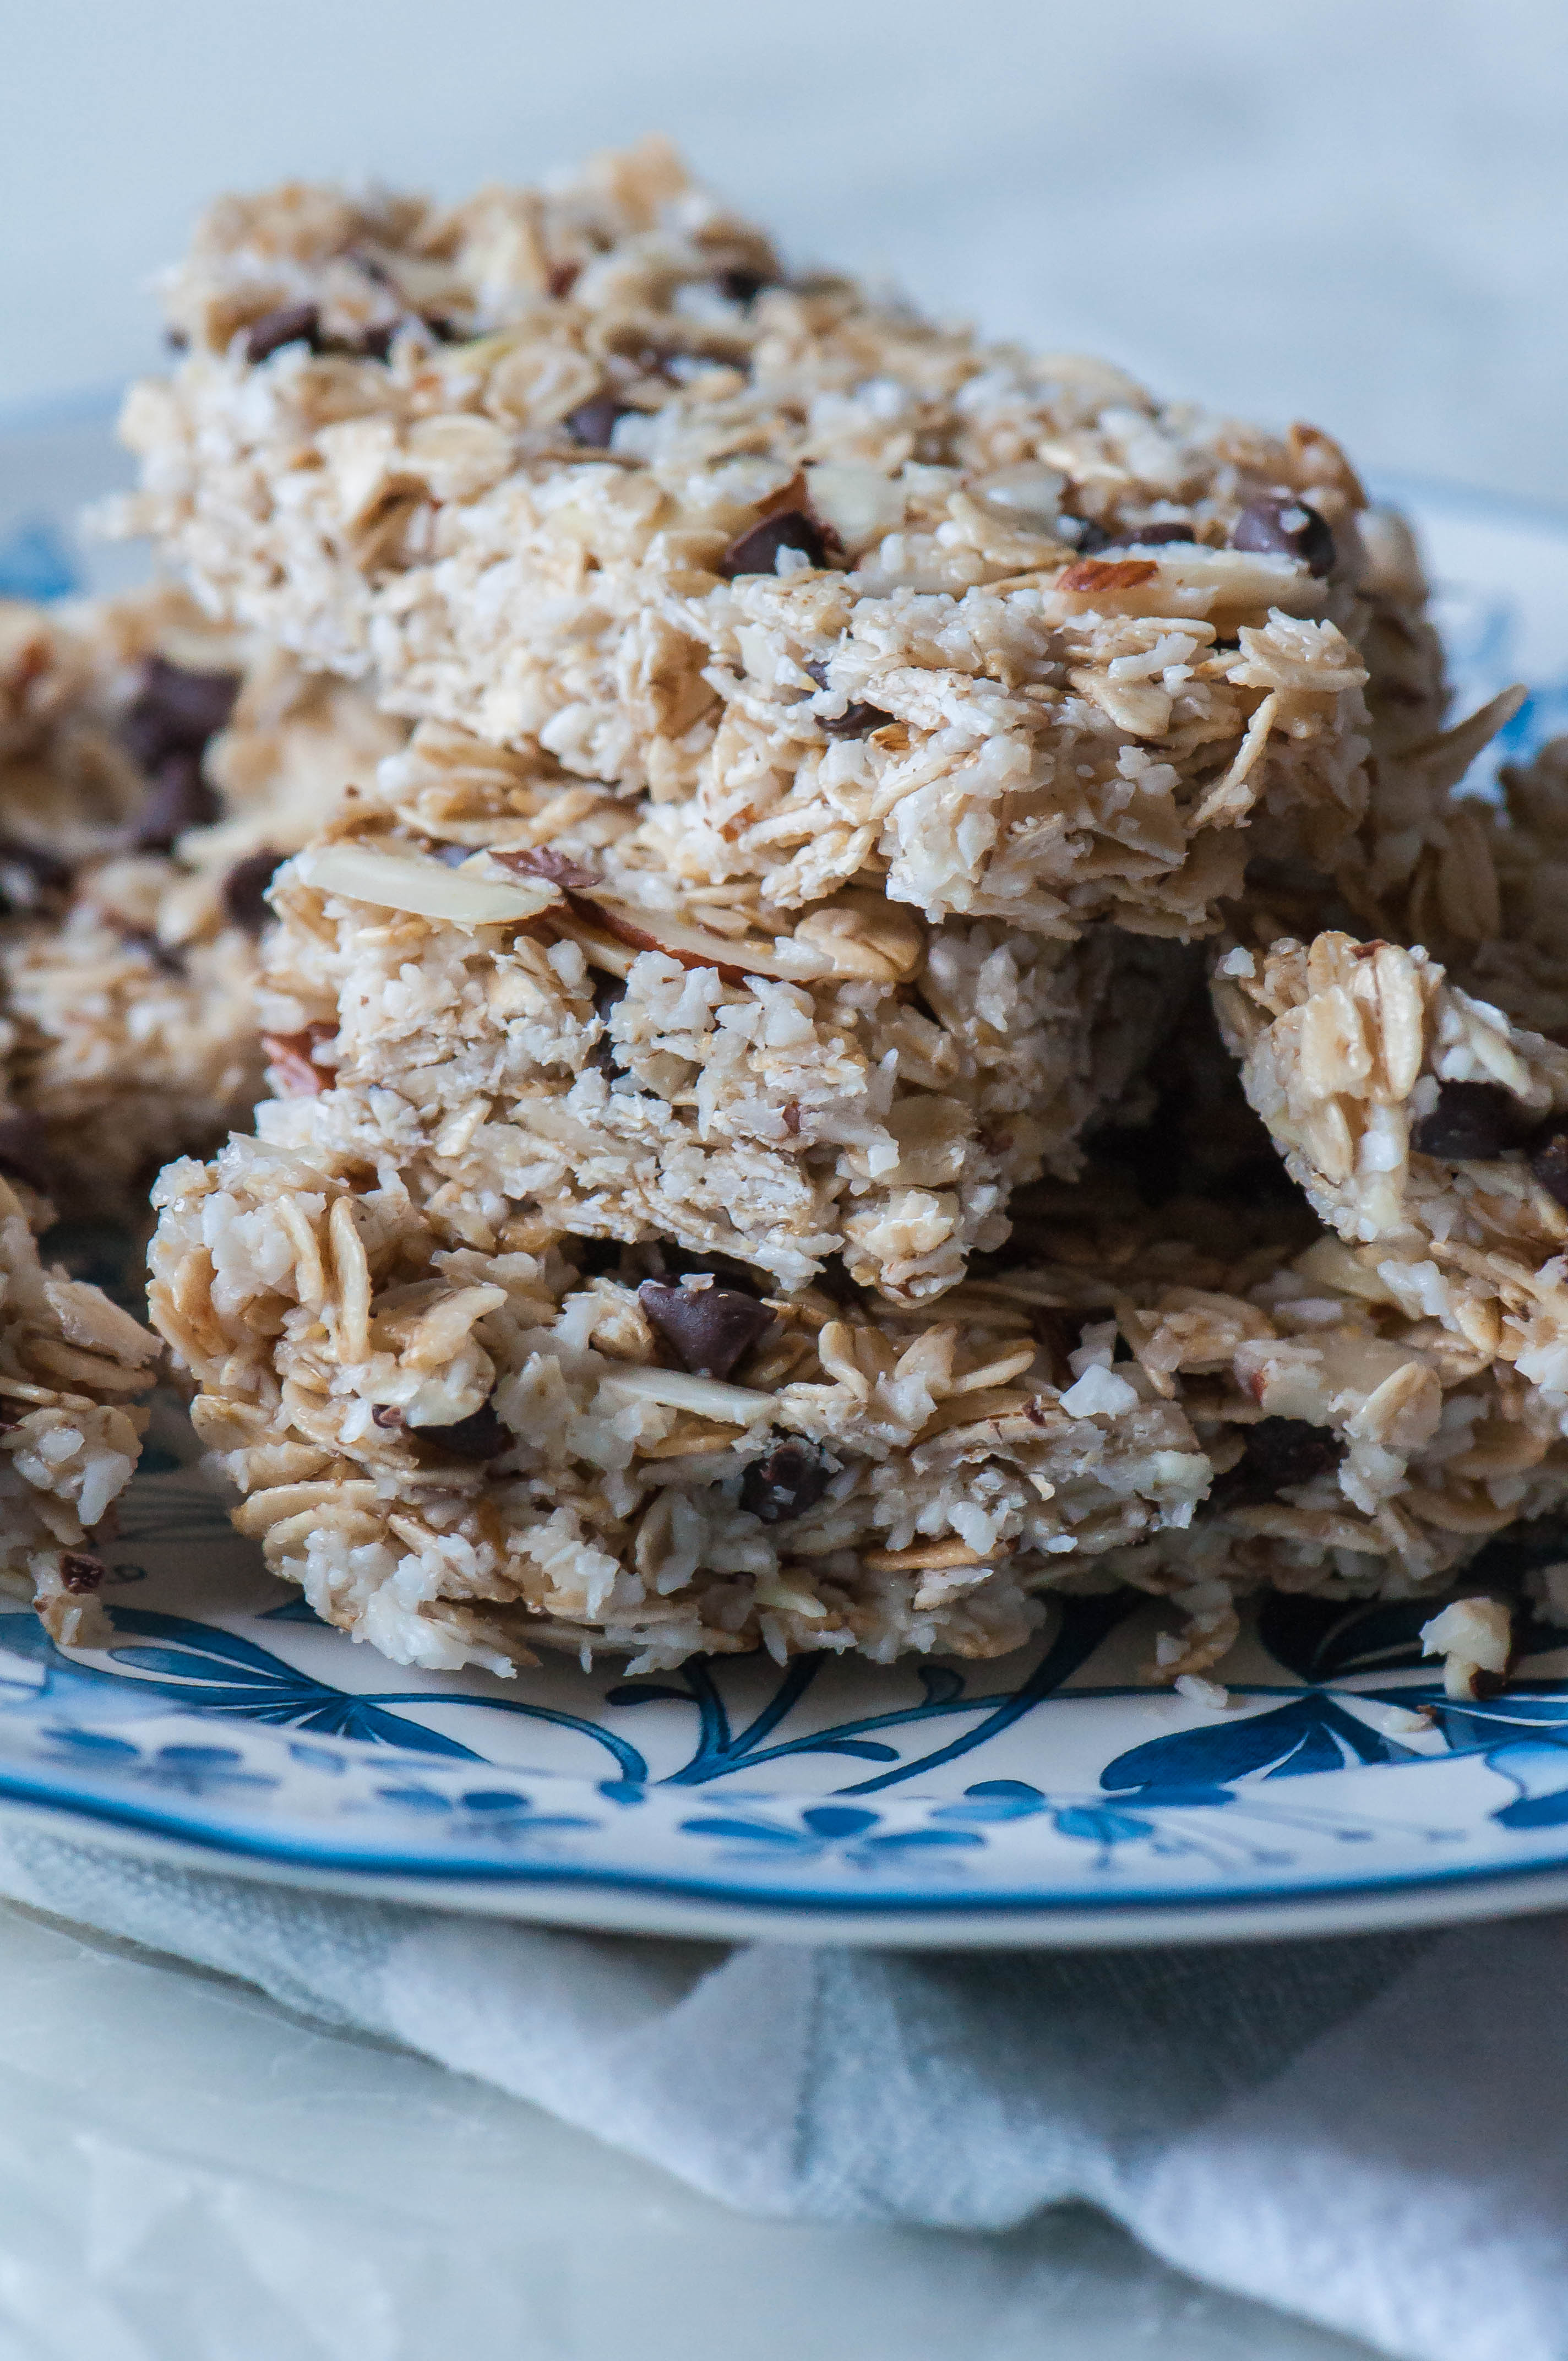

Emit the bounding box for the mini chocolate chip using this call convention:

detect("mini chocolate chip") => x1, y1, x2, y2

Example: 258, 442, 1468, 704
410, 1399, 511, 1461
719, 510, 837, 580
222, 847, 285, 932
818, 699, 894, 739
371, 1404, 404, 1429
564, 395, 631, 448
164, 327, 189, 352
715, 266, 771, 304
740, 1437, 832, 1522
494, 845, 601, 891
0, 1112, 55, 1194
639, 1279, 774, 1380
548, 261, 581, 300
0, 837, 72, 916
243, 302, 324, 365
1531, 1122, 1568, 1209
1411, 1080, 1533, 1162
1231, 495, 1336, 576
122, 655, 241, 770
129, 750, 221, 851
59, 1552, 105, 1595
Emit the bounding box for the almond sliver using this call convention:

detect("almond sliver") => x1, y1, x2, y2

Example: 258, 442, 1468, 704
598, 1365, 777, 1424
296, 842, 562, 926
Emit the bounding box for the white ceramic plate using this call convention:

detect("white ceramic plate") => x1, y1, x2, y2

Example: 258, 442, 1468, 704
5, 410, 1568, 1948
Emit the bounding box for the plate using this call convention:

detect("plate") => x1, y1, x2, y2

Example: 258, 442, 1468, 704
6, 409, 1568, 1949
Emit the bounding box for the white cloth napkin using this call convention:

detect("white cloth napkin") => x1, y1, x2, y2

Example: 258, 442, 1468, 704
0, 1814, 1559, 2361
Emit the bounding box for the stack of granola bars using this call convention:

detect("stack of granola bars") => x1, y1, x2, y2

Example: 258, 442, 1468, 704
8, 137, 1564, 1700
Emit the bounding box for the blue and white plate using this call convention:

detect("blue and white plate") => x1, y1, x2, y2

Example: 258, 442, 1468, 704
6, 409, 1568, 1947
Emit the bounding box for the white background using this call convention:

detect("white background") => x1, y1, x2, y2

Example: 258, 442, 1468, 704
4, 0, 1568, 505
0, 7, 1561, 2355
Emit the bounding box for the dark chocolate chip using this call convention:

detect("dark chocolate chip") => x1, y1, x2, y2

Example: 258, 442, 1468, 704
129, 750, 221, 851
0, 838, 72, 916
1531, 1122, 1568, 1209
715, 266, 771, 305
718, 510, 837, 580
564, 395, 631, 449
164, 327, 189, 353
548, 261, 581, 300
1231, 495, 1336, 577
243, 302, 324, 365
639, 1278, 774, 1380
1411, 1080, 1533, 1162
59, 1552, 105, 1595
371, 1403, 405, 1429
0, 1112, 55, 1195
494, 844, 601, 891
739, 1437, 832, 1522
122, 655, 242, 770
1213, 1416, 1341, 1509
1244, 1417, 1342, 1489
222, 847, 285, 932
818, 699, 894, 739
410, 1399, 511, 1462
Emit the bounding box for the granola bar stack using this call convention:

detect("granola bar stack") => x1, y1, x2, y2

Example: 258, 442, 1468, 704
87, 139, 1568, 1683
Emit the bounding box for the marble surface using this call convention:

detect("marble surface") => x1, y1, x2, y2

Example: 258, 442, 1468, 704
0, 1898, 1381, 2361
3, 6, 1556, 2348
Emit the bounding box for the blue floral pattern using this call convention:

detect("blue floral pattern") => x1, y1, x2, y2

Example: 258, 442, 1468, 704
0, 1462, 1560, 1921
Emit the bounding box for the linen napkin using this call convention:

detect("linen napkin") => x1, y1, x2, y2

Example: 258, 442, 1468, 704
0, 1814, 1558, 2361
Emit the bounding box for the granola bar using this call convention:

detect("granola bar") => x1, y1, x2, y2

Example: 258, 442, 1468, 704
1213, 918, 1568, 1429
0, 586, 403, 1211
249, 751, 1188, 1299
145, 1138, 1568, 1678
0, 1172, 160, 1646
112, 140, 1443, 940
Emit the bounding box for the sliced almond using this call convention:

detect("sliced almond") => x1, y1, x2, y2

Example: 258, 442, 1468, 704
295, 841, 563, 927
598, 1364, 777, 1424
861, 1538, 990, 1574
545, 890, 827, 986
